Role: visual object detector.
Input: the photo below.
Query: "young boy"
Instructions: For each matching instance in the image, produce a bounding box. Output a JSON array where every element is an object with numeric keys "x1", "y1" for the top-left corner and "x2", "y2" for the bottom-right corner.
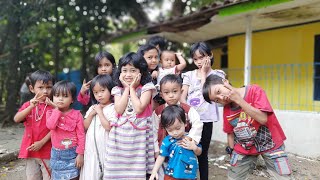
[
  {"x1": 150, "y1": 105, "x2": 202, "y2": 180},
  {"x1": 156, "y1": 51, "x2": 187, "y2": 89},
  {"x1": 14, "y1": 70, "x2": 54, "y2": 180},
  {"x1": 203, "y1": 74, "x2": 292, "y2": 179},
  {"x1": 152, "y1": 74, "x2": 203, "y2": 180}
]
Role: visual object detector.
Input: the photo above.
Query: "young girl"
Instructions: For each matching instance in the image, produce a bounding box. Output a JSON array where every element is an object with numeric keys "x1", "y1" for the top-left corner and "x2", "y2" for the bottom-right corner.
[
  {"x1": 77, "y1": 51, "x2": 116, "y2": 106},
  {"x1": 137, "y1": 44, "x2": 165, "y2": 107},
  {"x1": 104, "y1": 52, "x2": 157, "y2": 179},
  {"x1": 180, "y1": 42, "x2": 226, "y2": 180},
  {"x1": 14, "y1": 70, "x2": 54, "y2": 180},
  {"x1": 46, "y1": 81, "x2": 85, "y2": 180},
  {"x1": 80, "y1": 74, "x2": 117, "y2": 180}
]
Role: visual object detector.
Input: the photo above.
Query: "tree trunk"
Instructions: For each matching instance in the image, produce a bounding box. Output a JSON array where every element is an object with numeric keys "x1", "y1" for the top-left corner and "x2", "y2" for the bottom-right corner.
[
  {"x1": 126, "y1": 1, "x2": 150, "y2": 27},
  {"x1": 4, "y1": 1, "x2": 21, "y2": 126}
]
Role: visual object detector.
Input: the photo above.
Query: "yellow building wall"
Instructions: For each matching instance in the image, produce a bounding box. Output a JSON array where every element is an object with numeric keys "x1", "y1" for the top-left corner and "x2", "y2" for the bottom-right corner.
[{"x1": 227, "y1": 22, "x2": 320, "y2": 111}]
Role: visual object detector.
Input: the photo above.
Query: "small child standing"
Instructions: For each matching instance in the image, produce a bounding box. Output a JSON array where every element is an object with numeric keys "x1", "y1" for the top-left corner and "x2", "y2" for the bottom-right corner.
[
  {"x1": 14, "y1": 70, "x2": 54, "y2": 180},
  {"x1": 150, "y1": 105, "x2": 202, "y2": 180},
  {"x1": 203, "y1": 74, "x2": 292, "y2": 179},
  {"x1": 80, "y1": 74, "x2": 117, "y2": 180},
  {"x1": 156, "y1": 51, "x2": 187, "y2": 88},
  {"x1": 77, "y1": 51, "x2": 116, "y2": 106},
  {"x1": 104, "y1": 52, "x2": 157, "y2": 179},
  {"x1": 180, "y1": 42, "x2": 226, "y2": 180},
  {"x1": 46, "y1": 81, "x2": 85, "y2": 180}
]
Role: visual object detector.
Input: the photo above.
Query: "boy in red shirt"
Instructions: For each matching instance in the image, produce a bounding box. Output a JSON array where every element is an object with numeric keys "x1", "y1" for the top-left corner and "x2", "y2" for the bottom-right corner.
[
  {"x1": 14, "y1": 70, "x2": 54, "y2": 180},
  {"x1": 203, "y1": 74, "x2": 292, "y2": 179}
]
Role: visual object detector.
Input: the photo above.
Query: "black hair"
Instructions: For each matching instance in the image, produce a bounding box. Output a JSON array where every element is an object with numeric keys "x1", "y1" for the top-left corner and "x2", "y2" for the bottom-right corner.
[
  {"x1": 90, "y1": 74, "x2": 115, "y2": 103},
  {"x1": 137, "y1": 44, "x2": 159, "y2": 58},
  {"x1": 93, "y1": 51, "x2": 116, "y2": 76},
  {"x1": 160, "y1": 74, "x2": 183, "y2": 90},
  {"x1": 203, "y1": 74, "x2": 224, "y2": 104},
  {"x1": 147, "y1": 36, "x2": 167, "y2": 51},
  {"x1": 113, "y1": 52, "x2": 152, "y2": 87},
  {"x1": 29, "y1": 70, "x2": 54, "y2": 87},
  {"x1": 161, "y1": 105, "x2": 186, "y2": 129},
  {"x1": 52, "y1": 80, "x2": 77, "y2": 102},
  {"x1": 190, "y1": 42, "x2": 214, "y2": 66}
]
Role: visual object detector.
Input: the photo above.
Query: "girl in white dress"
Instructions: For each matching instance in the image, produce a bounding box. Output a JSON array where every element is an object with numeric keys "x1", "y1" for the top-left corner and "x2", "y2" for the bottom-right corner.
[{"x1": 80, "y1": 74, "x2": 117, "y2": 180}]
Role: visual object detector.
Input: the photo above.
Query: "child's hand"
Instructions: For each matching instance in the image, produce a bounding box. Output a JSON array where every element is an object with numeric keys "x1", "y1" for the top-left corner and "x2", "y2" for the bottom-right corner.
[
  {"x1": 179, "y1": 137, "x2": 197, "y2": 151},
  {"x1": 200, "y1": 56, "x2": 211, "y2": 76},
  {"x1": 45, "y1": 97, "x2": 57, "y2": 109},
  {"x1": 223, "y1": 81, "x2": 241, "y2": 104},
  {"x1": 26, "y1": 140, "x2": 45, "y2": 151},
  {"x1": 75, "y1": 154, "x2": 84, "y2": 169},
  {"x1": 175, "y1": 52, "x2": 182, "y2": 57},
  {"x1": 29, "y1": 92, "x2": 44, "y2": 108},
  {"x1": 94, "y1": 104, "x2": 103, "y2": 115},
  {"x1": 80, "y1": 79, "x2": 92, "y2": 95},
  {"x1": 119, "y1": 73, "x2": 130, "y2": 88},
  {"x1": 149, "y1": 172, "x2": 158, "y2": 180},
  {"x1": 89, "y1": 107, "x2": 97, "y2": 117},
  {"x1": 151, "y1": 71, "x2": 158, "y2": 79},
  {"x1": 130, "y1": 73, "x2": 141, "y2": 89}
]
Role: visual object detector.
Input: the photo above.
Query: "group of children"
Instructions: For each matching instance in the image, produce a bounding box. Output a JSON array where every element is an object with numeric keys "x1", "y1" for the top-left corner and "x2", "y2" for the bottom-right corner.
[{"x1": 14, "y1": 36, "x2": 292, "y2": 180}]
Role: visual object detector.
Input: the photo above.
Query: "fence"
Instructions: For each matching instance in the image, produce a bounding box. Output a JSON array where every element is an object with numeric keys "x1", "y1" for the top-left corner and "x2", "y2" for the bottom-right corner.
[{"x1": 223, "y1": 63, "x2": 320, "y2": 112}]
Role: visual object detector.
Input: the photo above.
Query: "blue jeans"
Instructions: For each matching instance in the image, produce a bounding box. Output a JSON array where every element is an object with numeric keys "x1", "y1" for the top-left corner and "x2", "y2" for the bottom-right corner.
[{"x1": 50, "y1": 147, "x2": 79, "y2": 180}]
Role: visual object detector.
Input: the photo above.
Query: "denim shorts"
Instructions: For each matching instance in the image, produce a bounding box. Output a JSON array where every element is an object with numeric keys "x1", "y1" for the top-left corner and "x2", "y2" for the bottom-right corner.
[{"x1": 50, "y1": 147, "x2": 79, "y2": 180}]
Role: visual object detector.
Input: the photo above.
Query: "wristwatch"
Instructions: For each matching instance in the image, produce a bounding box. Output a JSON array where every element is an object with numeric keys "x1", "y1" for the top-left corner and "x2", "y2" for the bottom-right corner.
[{"x1": 225, "y1": 146, "x2": 233, "y2": 155}]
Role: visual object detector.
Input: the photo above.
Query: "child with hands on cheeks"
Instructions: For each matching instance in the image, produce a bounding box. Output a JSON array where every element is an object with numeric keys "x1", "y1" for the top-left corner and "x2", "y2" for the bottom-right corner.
[
  {"x1": 80, "y1": 74, "x2": 117, "y2": 180},
  {"x1": 46, "y1": 81, "x2": 85, "y2": 180},
  {"x1": 150, "y1": 105, "x2": 202, "y2": 180},
  {"x1": 203, "y1": 75, "x2": 291, "y2": 180},
  {"x1": 104, "y1": 52, "x2": 157, "y2": 179},
  {"x1": 14, "y1": 70, "x2": 54, "y2": 180},
  {"x1": 77, "y1": 51, "x2": 116, "y2": 106}
]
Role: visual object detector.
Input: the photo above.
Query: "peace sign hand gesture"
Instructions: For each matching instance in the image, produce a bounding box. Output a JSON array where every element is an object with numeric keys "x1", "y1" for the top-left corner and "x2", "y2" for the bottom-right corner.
[
  {"x1": 80, "y1": 79, "x2": 92, "y2": 95},
  {"x1": 30, "y1": 92, "x2": 44, "y2": 108}
]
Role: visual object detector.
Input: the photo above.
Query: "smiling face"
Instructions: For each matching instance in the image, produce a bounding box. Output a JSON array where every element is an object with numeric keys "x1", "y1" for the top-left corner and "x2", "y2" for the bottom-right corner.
[
  {"x1": 143, "y1": 48, "x2": 159, "y2": 71},
  {"x1": 120, "y1": 64, "x2": 140, "y2": 85},
  {"x1": 97, "y1": 58, "x2": 113, "y2": 75},
  {"x1": 165, "y1": 118, "x2": 186, "y2": 139},
  {"x1": 92, "y1": 83, "x2": 111, "y2": 105},
  {"x1": 161, "y1": 51, "x2": 176, "y2": 69}
]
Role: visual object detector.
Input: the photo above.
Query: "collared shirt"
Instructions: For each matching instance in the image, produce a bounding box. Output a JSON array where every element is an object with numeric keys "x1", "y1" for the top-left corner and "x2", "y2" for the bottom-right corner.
[{"x1": 18, "y1": 102, "x2": 52, "y2": 159}]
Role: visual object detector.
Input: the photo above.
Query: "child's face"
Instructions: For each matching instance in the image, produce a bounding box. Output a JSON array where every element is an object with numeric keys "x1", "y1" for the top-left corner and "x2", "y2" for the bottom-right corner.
[
  {"x1": 97, "y1": 58, "x2": 113, "y2": 75},
  {"x1": 161, "y1": 52, "x2": 176, "y2": 69},
  {"x1": 209, "y1": 83, "x2": 231, "y2": 105},
  {"x1": 160, "y1": 82, "x2": 182, "y2": 105},
  {"x1": 29, "y1": 80, "x2": 53, "y2": 102},
  {"x1": 192, "y1": 50, "x2": 211, "y2": 69},
  {"x1": 53, "y1": 91, "x2": 73, "y2": 112},
  {"x1": 143, "y1": 49, "x2": 159, "y2": 71},
  {"x1": 121, "y1": 64, "x2": 140, "y2": 85},
  {"x1": 92, "y1": 83, "x2": 111, "y2": 105},
  {"x1": 166, "y1": 118, "x2": 186, "y2": 139}
]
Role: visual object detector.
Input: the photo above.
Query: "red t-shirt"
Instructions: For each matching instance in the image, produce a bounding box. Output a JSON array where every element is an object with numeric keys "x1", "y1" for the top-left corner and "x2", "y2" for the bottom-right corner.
[
  {"x1": 18, "y1": 102, "x2": 52, "y2": 159},
  {"x1": 223, "y1": 85, "x2": 286, "y2": 155}
]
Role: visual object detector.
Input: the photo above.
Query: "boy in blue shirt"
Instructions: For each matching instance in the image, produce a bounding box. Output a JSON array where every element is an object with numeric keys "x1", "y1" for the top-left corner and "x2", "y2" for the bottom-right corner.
[{"x1": 150, "y1": 105, "x2": 202, "y2": 180}]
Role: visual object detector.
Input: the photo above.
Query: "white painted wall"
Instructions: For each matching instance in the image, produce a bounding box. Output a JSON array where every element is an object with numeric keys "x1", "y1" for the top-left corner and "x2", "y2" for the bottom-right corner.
[{"x1": 211, "y1": 108, "x2": 320, "y2": 158}]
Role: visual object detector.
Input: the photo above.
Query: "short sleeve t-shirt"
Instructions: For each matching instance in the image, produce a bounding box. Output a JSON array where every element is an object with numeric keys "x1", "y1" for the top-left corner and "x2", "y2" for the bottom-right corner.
[
  {"x1": 160, "y1": 135, "x2": 201, "y2": 179},
  {"x1": 223, "y1": 85, "x2": 286, "y2": 155}
]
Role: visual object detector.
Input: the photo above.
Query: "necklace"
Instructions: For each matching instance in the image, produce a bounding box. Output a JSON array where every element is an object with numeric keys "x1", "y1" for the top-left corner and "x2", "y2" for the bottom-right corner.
[{"x1": 35, "y1": 103, "x2": 48, "y2": 122}]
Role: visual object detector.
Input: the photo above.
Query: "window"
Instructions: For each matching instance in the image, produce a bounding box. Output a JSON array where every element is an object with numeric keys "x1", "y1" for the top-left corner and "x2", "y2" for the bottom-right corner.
[{"x1": 314, "y1": 35, "x2": 320, "y2": 100}]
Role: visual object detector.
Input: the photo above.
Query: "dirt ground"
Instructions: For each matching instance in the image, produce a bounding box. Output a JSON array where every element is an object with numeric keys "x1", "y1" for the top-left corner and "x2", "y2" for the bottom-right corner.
[{"x1": 0, "y1": 127, "x2": 320, "y2": 179}]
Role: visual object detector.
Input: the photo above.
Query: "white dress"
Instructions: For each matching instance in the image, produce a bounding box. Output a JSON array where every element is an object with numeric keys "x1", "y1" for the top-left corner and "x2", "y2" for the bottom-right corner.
[{"x1": 80, "y1": 104, "x2": 117, "y2": 180}]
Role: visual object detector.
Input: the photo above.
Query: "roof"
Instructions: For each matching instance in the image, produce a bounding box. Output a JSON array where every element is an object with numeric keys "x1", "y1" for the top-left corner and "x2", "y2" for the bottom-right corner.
[{"x1": 108, "y1": 0, "x2": 320, "y2": 43}]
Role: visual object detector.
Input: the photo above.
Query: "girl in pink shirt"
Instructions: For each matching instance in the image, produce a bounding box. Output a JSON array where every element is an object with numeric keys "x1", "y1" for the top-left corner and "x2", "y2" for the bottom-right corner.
[
  {"x1": 77, "y1": 51, "x2": 116, "y2": 106},
  {"x1": 46, "y1": 80, "x2": 85, "y2": 180}
]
